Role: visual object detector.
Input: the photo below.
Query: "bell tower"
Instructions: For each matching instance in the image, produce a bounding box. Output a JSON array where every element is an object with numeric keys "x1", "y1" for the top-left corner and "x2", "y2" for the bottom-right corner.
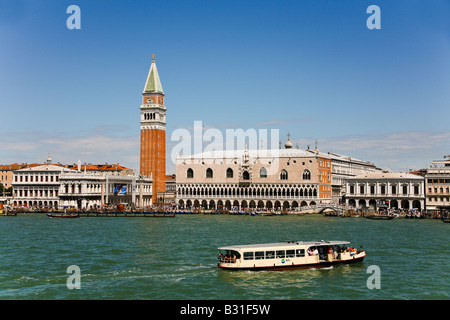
[{"x1": 140, "y1": 54, "x2": 166, "y2": 204}]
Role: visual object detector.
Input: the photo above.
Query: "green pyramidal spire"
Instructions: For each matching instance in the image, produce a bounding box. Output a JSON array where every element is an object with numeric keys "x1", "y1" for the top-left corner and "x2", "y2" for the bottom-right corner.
[{"x1": 143, "y1": 54, "x2": 164, "y2": 94}]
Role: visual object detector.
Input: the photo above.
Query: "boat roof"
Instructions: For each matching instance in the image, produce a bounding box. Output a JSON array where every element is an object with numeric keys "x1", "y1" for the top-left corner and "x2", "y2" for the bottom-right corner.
[{"x1": 218, "y1": 240, "x2": 350, "y2": 251}]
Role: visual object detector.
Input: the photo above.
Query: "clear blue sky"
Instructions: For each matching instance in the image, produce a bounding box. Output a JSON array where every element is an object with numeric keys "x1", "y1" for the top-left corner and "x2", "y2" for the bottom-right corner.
[{"x1": 1, "y1": 0, "x2": 449, "y2": 173}]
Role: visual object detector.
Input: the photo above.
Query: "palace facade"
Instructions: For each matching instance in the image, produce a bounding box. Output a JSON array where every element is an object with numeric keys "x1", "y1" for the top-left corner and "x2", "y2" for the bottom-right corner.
[
  {"x1": 175, "y1": 141, "x2": 332, "y2": 210},
  {"x1": 11, "y1": 156, "x2": 75, "y2": 208},
  {"x1": 425, "y1": 157, "x2": 450, "y2": 212},
  {"x1": 59, "y1": 172, "x2": 152, "y2": 209},
  {"x1": 11, "y1": 156, "x2": 152, "y2": 209},
  {"x1": 327, "y1": 152, "x2": 382, "y2": 201},
  {"x1": 344, "y1": 172, "x2": 425, "y2": 211}
]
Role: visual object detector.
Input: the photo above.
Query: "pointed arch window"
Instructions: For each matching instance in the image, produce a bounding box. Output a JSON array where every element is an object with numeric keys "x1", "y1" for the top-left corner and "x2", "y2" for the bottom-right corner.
[
  {"x1": 280, "y1": 170, "x2": 288, "y2": 180},
  {"x1": 302, "y1": 169, "x2": 311, "y2": 180},
  {"x1": 242, "y1": 171, "x2": 250, "y2": 180},
  {"x1": 206, "y1": 168, "x2": 213, "y2": 179},
  {"x1": 260, "y1": 167, "x2": 267, "y2": 178},
  {"x1": 187, "y1": 168, "x2": 194, "y2": 179},
  {"x1": 226, "y1": 168, "x2": 233, "y2": 178}
]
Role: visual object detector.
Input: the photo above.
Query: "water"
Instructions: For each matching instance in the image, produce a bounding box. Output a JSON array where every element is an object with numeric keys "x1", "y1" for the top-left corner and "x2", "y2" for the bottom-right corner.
[{"x1": 0, "y1": 214, "x2": 448, "y2": 300}]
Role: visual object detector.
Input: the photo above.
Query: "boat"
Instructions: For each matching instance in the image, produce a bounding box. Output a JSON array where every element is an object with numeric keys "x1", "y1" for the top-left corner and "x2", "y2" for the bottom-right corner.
[
  {"x1": 0, "y1": 212, "x2": 17, "y2": 216},
  {"x1": 365, "y1": 214, "x2": 394, "y2": 220},
  {"x1": 217, "y1": 240, "x2": 365, "y2": 271},
  {"x1": 438, "y1": 205, "x2": 450, "y2": 223},
  {"x1": 47, "y1": 213, "x2": 79, "y2": 218},
  {"x1": 0, "y1": 204, "x2": 15, "y2": 216}
]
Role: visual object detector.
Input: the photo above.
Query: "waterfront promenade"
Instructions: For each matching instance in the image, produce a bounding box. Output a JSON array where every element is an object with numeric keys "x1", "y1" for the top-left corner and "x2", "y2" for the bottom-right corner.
[{"x1": 1, "y1": 205, "x2": 441, "y2": 219}]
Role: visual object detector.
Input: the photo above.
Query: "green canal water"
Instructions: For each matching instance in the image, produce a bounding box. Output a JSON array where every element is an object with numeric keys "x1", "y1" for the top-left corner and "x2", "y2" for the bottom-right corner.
[{"x1": 0, "y1": 214, "x2": 448, "y2": 300}]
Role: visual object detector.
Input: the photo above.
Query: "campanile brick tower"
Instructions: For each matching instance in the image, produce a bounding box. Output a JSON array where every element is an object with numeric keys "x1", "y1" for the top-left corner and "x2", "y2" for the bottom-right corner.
[{"x1": 140, "y1": 55, "x2": 166, "y2": 204}]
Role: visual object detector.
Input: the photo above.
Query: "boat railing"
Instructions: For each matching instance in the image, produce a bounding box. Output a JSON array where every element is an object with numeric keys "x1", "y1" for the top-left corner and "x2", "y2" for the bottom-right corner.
[{"x1": 218, "y1": 257, "x2": 237, "y2": 264}]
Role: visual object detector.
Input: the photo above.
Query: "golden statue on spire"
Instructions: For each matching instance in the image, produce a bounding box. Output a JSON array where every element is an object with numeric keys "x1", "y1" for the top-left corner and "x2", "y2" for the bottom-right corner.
[{"x1": 152, "y1": 54, "x2": 155, "y2": 60}]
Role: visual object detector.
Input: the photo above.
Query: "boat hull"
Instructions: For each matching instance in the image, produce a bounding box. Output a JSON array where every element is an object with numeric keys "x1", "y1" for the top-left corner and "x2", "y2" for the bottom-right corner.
[
  {"x1": 366, "y1": 215, "x2": 393, "y2": 220},
  {"x1": 47, "y1": 214, "x2": 79, "y2": 218},
  {"x1": 218, "y1": 255, "x2": 365, "y2": 271}
]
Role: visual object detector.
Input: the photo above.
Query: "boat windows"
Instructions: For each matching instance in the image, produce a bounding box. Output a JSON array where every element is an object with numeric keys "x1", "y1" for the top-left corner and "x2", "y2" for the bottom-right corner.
[
  {"x1": 265, "y1": 251, "x2": 275, "y2": 259},
  {"x1": 236, "y1": 248, "x2": 308, "y2": 261},
  {"x1": 286, "y1": 250, "x2": 295, "y2": 258},
  {"x1": 243, "y1": 252, "x2": 254, "y2": 260},
  {"x1": 296, "y1": 249, "x2": 305, "y2": 257},
  {"x1": 255, "y1": 251, "x2": 265, "y2": 260},
  {"x1": 219, "y1": 250, "x2": 240, "y2": 263},
  {"x1": 222, "y1": 246, "x2": 330, "y2": 264}
]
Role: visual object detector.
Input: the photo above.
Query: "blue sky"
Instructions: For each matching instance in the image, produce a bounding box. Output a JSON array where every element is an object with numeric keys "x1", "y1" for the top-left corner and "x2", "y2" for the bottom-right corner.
[{"x1": 0, "y1": 0, "x2": 449, "y2": 173}]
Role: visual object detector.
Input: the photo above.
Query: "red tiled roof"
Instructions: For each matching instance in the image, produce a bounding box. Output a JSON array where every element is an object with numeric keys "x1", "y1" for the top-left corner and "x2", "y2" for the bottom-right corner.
[{"x1": 166, "y1": 174, "x2": 176, "y2": 181}]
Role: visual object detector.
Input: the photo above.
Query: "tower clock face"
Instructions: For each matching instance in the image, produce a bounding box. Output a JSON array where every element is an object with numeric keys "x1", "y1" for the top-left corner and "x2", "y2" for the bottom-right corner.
[{"x1": 146, "y1": 98, "x2": 152, "y2": 103}]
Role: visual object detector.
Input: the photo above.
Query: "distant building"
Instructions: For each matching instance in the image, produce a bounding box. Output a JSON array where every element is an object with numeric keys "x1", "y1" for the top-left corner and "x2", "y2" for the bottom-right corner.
[
  {"x1": 11, "y1": 156, "x2": 75, "y2": 208},
  {"x1": 64, "y1": 163, "x2": 134, "y2": 176},
  {"x1": 326, "y1": 152, "x2": 382, "y2": 202},
  {"x1": 165, "y1": 174, "x2": 176, "y2": 193},
  {"x1": 1, "y1": 165, "x2": 16, "y2": 189},
  {"x1": 2, "y1": 158, "x2": 133, "y2": 191},
  {"x1": 1, "y1": 163, "x2": 44, "y2": 189},
  {"x1": 425, "y1": 156, "x2": 450, "y2": 212},
  {"x1": 10, "y1": 156, "x2": 152, "y2": 209},
  {"x1": 59, "y1": 172, "x2": 152, "y2": 209},
  {"x1": 409, "y1": 168, "x2": 427, "y2": 177},
  {"x1": 344, "y1": 172, "x2": 425, "y2": 211}
]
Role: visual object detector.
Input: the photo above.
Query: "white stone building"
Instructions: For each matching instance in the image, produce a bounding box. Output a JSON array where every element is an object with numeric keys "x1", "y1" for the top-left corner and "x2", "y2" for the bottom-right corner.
[
  {"x1": 326, "y1": 152, "x2": 382, "y2": 202},
  {"x1": 11, "y1": 157, "x2": 75, "y2": 208},
  {"x1": 344, "y1": 172, "x2": 425, "y2": 211},
  {"x1": 58, "y1": 172, "x2": 153, "y2": 209},
  {"x1": 425, "y1": 156, "x2": 450, "y2": 212},
  {"x1": 11, "y1": 157, "x2": 153, "y2": 209}
]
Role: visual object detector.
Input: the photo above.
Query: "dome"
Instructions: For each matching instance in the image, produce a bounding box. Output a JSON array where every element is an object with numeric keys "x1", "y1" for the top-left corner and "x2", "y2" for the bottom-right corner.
[{"x1": 285, "y1": 139, "x2": 293, "y2": 149}]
